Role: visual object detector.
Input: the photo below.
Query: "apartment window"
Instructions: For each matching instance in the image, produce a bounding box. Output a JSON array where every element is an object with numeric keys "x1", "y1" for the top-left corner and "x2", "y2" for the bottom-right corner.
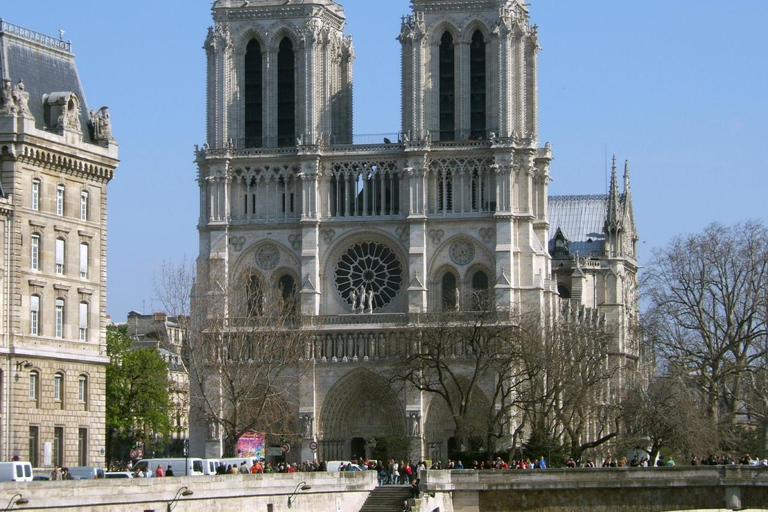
[
  {"x1": 78, "y1": 428, "x2": 88, "y2": 466},
  {"x1": 53, "y1": 427, "x2": 64, "y2": 468},
  {"x1": 54, "y1": 372, "x2": 64, "y2": 403},
  {"x1": 29, "y1": 371, "x2": 38, "y2": 400},
  {"x1": 30, "y1": 295, "x2": 40, "y2": 336},
  {"x1": 31, "y1": 234, "x2": 40, "y2": 271},
  {"x1": 80, "y1": 191, "x2": 89, "y2": 221},
  {"x1": 29, "y1": 427, "x2": 39, "y2": 467},
  {"x1": 79, "y1": 302, "x2": 88, "y2": 341},
  {"x1": 31, "y1": 179, "x2": 40, "y2": 211},
  {"x1": 55, "y1": 238, "x2": 65, "y2": 275},
  {"x1": 79, "y1": 243, "x2": 88, "y2": 279},
  {"x1": 55, "y1": 299, "x2": 64, "y2": 338},
  {"x1": 78, "y1": 375, "x2": 88, "y2": 405},
  {"x1": 56, "y1": 185, "x2": 65, "y2": 216}
]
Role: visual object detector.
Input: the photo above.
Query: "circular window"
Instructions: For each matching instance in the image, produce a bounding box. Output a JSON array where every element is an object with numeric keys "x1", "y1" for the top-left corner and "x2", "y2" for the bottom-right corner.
[
  {"x1": 335, "y1": 241, "x2": 403, "y2": 311},
  {"x1": 450, "y1": 240, "x2": 475, "y2": 266},
  {"x1": 256, "y1": 244, "x2": 280, "y2": 270}
]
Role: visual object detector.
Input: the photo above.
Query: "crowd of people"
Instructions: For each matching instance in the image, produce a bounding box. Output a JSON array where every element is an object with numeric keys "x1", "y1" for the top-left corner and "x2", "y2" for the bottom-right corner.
[{"x1": 109, "y1": 451, "x2": 768, "y2": 479}]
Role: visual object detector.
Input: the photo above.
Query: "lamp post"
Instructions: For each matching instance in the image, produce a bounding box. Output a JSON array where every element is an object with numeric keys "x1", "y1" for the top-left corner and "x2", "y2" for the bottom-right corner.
[
  {"x1": 287, "y1": 481, "x2": 311, "y2": 508},
  {"x1": 166, "y1": 486, "x2": 193, "y2": 512},
  {"x1": 4, "y1": 494, "x2": 28, "y2": 511}
]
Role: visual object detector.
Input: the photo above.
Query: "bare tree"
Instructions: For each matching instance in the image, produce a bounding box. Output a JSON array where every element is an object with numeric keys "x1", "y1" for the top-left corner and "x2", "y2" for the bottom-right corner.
[
  {"x1": 643, "y1": 221, "x2": 768, "y2": 430},
  {"x1": 515, "y1": 312, "x2": 621, "y2": 461},
  {"x1": 189, "y1": 270, "x2": 311, "y2": 456},
  {"x1": 621, "y1": 375, "x2": 715, "y2": 463},
  {"x1": 390, "y1": 302, "x2": 523, "y2": 457}
]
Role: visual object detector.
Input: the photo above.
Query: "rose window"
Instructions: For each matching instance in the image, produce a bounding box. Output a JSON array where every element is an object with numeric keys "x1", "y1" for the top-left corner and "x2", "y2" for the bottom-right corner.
[{"x1": 335, "y1": 241, "x2": 403, "y2": 311}]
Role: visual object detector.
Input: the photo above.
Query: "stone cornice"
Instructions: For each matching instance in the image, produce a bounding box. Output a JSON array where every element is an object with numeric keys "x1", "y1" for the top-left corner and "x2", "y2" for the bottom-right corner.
[{"x1": 16, "y1": 143, "x2": 116, "y2": 183}]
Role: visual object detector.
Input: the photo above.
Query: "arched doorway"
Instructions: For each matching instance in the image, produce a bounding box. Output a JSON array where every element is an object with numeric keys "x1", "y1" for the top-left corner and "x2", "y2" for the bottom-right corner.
[{"x1": 319, "y1": 369, "x2": 406, "y2": 461}]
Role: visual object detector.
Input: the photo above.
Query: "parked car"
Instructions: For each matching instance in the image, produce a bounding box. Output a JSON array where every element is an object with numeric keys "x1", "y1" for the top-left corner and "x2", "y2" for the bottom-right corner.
[
  {"x1": 68, "y1": 466, "x2": 105, "y2": 480},
  {"x1": 104, "y1": 472, "x2": 134, "y2": 479}
]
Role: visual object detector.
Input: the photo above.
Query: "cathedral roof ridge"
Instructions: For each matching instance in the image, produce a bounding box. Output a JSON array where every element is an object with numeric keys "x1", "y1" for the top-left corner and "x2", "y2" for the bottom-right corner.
[{"x1": 549, "y1": 194, "x2": 608, "y2": 202}]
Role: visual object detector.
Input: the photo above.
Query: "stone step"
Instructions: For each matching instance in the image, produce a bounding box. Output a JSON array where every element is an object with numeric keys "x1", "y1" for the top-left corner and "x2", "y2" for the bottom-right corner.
[{"x1": 360, "y1": 486, "x2": 413, "y2": 512}]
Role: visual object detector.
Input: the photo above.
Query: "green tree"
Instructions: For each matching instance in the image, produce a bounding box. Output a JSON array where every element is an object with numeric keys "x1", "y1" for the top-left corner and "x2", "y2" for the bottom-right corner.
[{"x1": 106, "y1": 324, "x2": 172, "y2": 460}]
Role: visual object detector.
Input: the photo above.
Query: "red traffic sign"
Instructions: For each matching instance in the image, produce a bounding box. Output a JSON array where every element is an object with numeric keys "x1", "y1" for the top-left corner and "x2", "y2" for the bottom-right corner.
[
  {"x1": 281, "y1": 443, "x2": 291, "y2": 454},
  {"x1": 308, "y1": 441, "x2": 318, "y2": 451}
]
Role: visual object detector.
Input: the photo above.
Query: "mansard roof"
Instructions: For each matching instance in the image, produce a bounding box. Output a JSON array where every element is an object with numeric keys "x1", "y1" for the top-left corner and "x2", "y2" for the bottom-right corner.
[
  {"x1": 0, "y1": 19, "x2": 94, "y2": 142},
  {"x1": 548, "y1": 195, "x2": 608, "y2": 258}
]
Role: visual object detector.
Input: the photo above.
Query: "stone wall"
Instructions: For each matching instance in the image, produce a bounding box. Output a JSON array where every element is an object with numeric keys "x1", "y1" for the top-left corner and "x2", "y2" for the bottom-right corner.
[
  {"x1": 0, "y1": 471, "x2": 376, "y2": 511},
  {"x1": 418, "y1": 466, "x2": 768, "y2": 512}
]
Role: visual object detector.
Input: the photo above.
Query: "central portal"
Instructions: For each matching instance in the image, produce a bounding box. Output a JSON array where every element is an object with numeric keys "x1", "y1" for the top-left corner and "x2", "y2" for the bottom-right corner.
[{"x1": 319, "y1": 368, "x2": 407, "y2": 461}]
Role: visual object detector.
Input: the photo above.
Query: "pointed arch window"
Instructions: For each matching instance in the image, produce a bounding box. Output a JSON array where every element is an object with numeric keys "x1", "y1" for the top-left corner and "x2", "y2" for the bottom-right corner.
[
  {"x1": 277, "y1": 274, "x2": 297, "y2": 314},
  {"x1": 439, "y1": 31, "x2": 456, "y2": 141},
  {"x1": 244, "y1": 39, "x2": 263, "y2": 148},
  {"x1": 470, "y1": 30, "x2": 487, "y2": 139},
  {"x1": 441, "y1": 272, "x2": 458, "y2": 311},
  {"x1": 277, "y1": 37, "x2": 296, "y2": 147},
  {"x1": 471, "y1": 270, "x2": 490, "y2": 311}
]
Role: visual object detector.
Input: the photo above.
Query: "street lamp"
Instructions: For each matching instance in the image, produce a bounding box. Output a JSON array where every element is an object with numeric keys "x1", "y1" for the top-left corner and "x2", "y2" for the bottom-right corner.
[
  {"x1": 166, "y1": 486, "x2": 193, "y2": 512},
  {"x1": 4, "y1": 494, "x2": 28, "y2": 511},
  {"x1": 14, "y1": 361, "x2": 33, "y2": 382},
  {"x1": 287, "y1": 482, "x2": 311, "y2": 508}
]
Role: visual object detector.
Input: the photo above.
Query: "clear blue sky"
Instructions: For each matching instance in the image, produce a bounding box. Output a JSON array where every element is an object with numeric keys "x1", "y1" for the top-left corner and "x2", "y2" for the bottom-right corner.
[{"x1": 2, "y1": 1, "x2": 767, "y2": 321}]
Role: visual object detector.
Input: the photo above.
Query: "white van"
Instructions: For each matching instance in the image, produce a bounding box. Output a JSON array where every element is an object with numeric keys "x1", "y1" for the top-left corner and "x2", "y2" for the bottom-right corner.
[
  {"x1": 0, "y1": 461, "x2": 34, "y2": 482},
  {"x1": 135, "y1": 458, "x2": 205, "y2": 477},
  {"x1": 203, "y1": 459, "x2": 219, "y2": 476}
]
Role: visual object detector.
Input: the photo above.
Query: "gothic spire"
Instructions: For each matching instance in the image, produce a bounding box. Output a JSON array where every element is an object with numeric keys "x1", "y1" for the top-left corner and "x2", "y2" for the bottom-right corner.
[{"x1": 606, "y1": 155, "x2": 621, "y2": 230}]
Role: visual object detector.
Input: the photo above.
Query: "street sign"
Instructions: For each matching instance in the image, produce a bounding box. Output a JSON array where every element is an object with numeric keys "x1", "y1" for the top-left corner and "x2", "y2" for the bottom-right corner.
[
  {"x1": 281, "y1": 443, "x2": 291, "y2": 454},
  {"x1": 308, "y1": 441, "x2": 318, "y2": 451}
]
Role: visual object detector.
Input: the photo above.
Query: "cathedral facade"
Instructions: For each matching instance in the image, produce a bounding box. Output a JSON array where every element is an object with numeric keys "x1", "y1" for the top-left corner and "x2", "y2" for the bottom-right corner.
[{"x1": 193, "y1": 0, "x2": 639, "y2": 462}]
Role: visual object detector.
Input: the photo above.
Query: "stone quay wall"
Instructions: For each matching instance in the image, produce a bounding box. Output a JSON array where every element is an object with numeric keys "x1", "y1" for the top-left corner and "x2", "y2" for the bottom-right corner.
[
  {"x1": 417, "y1": 466, "x2": 768, "y2": 512},
  {"x1": 0, "y1": 471, "x2": 376, "y2": 511},
  {"x1": 3, "y1": 466, "x2": 768, "y2": 511}
]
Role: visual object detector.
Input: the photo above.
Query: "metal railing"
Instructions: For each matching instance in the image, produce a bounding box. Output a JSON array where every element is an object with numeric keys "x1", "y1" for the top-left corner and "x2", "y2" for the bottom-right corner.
[{"x1": 0, "y1": 19, "x2": 71, "y2": 52}]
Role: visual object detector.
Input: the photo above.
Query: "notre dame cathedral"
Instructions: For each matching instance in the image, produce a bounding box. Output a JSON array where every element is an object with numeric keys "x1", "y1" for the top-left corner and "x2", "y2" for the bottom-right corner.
[{"x1": 192, "y1": 0, "x2": 640, "y2": 462}]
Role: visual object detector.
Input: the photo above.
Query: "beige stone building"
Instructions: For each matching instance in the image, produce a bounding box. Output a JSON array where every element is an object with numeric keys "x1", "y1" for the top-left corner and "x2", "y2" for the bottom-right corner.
[
  {"x1": 193, "y1": 0, "x2": 640, "y2": 462},
  {"x1": 0, "y1": 21, "x2": 117, "y2": 466},
  {"x1": 126, "y1": 311, "x2": 190, "y2": 455}
]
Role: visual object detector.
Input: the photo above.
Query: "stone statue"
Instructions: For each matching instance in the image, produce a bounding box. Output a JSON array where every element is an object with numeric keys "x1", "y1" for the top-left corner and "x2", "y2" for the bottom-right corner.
[
  {"x1": 365, "y1": 289, "x2": 374, "y2": 314},
  {"x1": 209, "y1": 420, "x2": 217, "y2": 440},
  {"x1": 302, "y1": 415, "x2": 313, "y2": 438},
  {"x1": 0, "y1": 78, "x2": 15, "y2": 115},
  {"x1": 410, "y1": 413, "x2": 420, "y2": 436},
  {"x1": 349, "y1": 289, "x2": 358, "y2": 312},
  {"x1": 13, "y1": 80, "x2": 30, "y2": 115},
  {"x1": 455, "y1": 288, "x2": 461, "y2": 311},
  {"x1": 89, "y1": 106, "x2": 113, "y2": 141},
  {"x1": 357, "y1": 286, "x2": 366, "y2": 313}
]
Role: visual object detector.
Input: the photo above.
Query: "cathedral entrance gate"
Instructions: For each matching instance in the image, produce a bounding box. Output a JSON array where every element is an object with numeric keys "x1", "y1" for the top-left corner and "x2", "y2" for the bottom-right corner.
[{"x1": 319, "y1": 368, "x2": 407, "y2": 461}]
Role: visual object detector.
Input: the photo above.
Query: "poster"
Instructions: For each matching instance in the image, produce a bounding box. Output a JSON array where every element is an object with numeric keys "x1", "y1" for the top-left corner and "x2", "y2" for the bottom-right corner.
[{"x1": 236, "y1": 430, "x2": 266, "y2": 460}]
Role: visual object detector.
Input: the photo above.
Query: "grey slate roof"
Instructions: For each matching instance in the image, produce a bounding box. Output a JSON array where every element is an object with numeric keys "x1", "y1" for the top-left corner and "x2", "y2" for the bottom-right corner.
[
  {"x1": 0, "y1": 19, "x2": 94, "y2": 142},
  {"x1": 548, "y1": 195, "x2": 607, "y2": 258}
]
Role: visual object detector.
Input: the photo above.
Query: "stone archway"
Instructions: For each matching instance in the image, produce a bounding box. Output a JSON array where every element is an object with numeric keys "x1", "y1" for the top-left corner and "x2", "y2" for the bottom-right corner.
[
  {"x1": 319, "y1": 368, "x2": 406, "y2": 461},
  {"x1": 424, "y1": 380, "x2": 492, "y2": 461}
]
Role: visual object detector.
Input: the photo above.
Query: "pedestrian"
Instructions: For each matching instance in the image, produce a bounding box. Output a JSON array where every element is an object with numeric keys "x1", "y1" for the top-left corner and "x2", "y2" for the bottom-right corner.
[
  {"x1": 165, "y1": 465, "x2": 174, "y2": 477},
  {"x1": 50, "y1": 465, "x2": 62, "y2": 480},
  {"x1": 155, "y1": 464, "x2": 164, "y2": 477},
  {"x1": 62, "y1": 467, "x2": 73, "y2": 480}
]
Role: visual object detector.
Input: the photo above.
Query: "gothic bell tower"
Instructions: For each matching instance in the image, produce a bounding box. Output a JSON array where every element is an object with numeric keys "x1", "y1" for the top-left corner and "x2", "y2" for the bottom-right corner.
[
  {"x1": 399, "y1": 0, "x2": 539, "y2": 142},
  {"x1": 205, "y1": 0, "x2": 353, "y2": 149}
]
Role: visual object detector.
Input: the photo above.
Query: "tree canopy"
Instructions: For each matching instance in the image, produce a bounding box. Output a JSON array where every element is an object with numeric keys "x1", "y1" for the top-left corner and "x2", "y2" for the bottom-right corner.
[{"x1": 106, "y1": 324, "x2": 172, "y2": 450}]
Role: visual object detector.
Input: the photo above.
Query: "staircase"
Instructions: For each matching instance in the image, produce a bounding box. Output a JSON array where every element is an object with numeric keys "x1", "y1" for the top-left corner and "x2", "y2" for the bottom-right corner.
[{"x1": 360, "y1": 485, "x2": 413, "y2": 512}]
